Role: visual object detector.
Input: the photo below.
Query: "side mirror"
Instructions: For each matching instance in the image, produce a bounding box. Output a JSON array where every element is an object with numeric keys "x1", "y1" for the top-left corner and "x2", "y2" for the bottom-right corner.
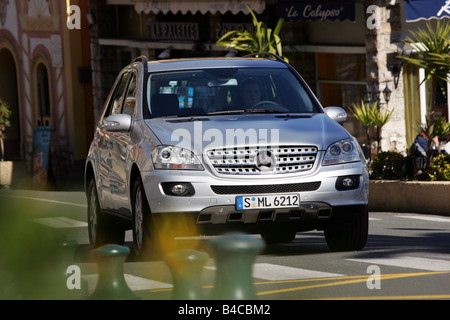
[
  {"x1": 324, "y1": 107, "x2": 347, "y2": 124},
  {"x1": 104, "y1": 114, "x2": 132, "y2": 132}
]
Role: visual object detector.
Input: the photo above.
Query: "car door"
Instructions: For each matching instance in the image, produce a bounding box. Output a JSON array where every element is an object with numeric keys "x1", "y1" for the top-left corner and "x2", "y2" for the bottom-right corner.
[
  {"x1": 108, "y1": 72, "x2": 137, "y2": 215},
  {"x1": 97, "y1": 71, "x2": 132, "y2": 210}
]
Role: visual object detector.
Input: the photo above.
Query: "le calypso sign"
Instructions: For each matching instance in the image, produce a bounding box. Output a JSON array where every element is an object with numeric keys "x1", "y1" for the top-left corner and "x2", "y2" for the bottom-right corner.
[{"x1": 277, "y1": 0, "x2": 356, "y2": 22}]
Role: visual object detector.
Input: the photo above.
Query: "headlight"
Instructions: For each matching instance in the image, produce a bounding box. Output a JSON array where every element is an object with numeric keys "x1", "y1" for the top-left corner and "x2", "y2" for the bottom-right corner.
[
  {"x1": 323, "y1": 138, "x2": 361, "y2": 166},
  {"x1": 152, "y1": 145, "x2": 204, "y2": 170}
]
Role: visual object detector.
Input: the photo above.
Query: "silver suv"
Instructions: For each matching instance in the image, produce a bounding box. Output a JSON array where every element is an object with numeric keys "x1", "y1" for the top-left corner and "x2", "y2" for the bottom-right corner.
[{"x1": 85, "y1": 53, "x2": 369, "y2": 256}]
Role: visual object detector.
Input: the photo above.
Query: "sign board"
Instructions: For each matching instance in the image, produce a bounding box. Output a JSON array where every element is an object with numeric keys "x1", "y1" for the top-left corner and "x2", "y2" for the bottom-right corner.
[
  {"x1": 149, "y1": 22, "x2": 199, "y2": 41},
  {"x1": 276, "y1": 0, "x2": 356, "y2": 22},
  {"x1": 33, "y1": 126, "x2": 51, "y2": 188}
]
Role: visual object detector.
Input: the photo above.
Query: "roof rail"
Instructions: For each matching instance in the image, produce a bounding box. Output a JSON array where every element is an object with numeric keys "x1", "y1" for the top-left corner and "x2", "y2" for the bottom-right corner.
[
  {"x1": 132, "y1": 55, "x2": 149, "y2": 73},
  {"x1": 243, "y1": 52, "x2": 286, "y2": 63},
  {"x1": 133, "y1": 55, "x2": 148, "y2": 65}
]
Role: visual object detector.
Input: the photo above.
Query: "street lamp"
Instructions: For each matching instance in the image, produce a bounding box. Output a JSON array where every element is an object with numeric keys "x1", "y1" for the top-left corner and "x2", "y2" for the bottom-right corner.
[
  {"x1": 364, "y1": 82, "x2": 392, "y2": 105},
  {"x1": 383, "y1": 83, "x2": 392, "y2": 104}
]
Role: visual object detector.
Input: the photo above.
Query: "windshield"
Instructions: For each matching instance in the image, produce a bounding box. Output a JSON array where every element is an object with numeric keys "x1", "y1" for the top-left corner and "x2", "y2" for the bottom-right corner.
[{"x1": 146, "y1": 67, "x2": 320, "y2": 118}]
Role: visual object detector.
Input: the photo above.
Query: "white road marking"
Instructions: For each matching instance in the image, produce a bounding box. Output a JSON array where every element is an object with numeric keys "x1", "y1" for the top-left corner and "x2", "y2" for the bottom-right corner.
[
  {"x1": 82, "y1": 274, "x2": 172, "y2": 294},
  {"x1": 347, "y1": 256, "x2": 450, "y2": 272},
  {"x1": 205, "y1": 263, "x2": 345, "y2": 281},
  {"x1": 31, "y1": 217, "x2": 88, "y2": 228},
  {"x1": 396, "y1": 215, "x2": 450, "y2": 223},
  {"x1": 0, "y1": 194, "x2": 87, "y2": 208}
]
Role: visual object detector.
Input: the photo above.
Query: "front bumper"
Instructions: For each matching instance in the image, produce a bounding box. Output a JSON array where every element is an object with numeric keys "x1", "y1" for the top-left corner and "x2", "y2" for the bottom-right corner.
[{"x1": 142, "y1": 161, "x2": 369, "y2": 229}]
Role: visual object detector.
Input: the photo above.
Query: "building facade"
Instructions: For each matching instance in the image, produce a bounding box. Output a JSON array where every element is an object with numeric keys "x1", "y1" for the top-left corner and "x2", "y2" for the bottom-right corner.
[
  {"x1": 89, "y1": 0, "x2": 449, "y2": 158},
  {"x1": 0, "y1": 0, "x2": 93, "y2": 186},
  {"x1": 0, "y1": 0, "x2": 448, "y2": 186}
]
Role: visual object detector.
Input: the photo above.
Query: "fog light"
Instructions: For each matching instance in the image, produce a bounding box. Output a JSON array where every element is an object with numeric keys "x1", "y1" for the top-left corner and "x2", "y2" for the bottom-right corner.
[
  {"x1": 342, "y1": 177, "x2": 354, "y2": 187},
  {"x1": 161, "y1": 182, "x2": 195, "y2": 196},
  {"x1": 172, "y1": 184, "x2": 187, "y2": 195},
  {"x1": 336, "y1": 175, "x2": 360, "y2": 191}
]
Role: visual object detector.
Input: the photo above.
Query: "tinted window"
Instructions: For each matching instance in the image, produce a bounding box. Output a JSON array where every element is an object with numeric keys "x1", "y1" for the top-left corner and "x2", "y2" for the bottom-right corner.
[
  {"x1": 146, "y1": 68, "x2": 319, "y2": 118},
  {"x1": 106, "y1": 72, "x2": 131, "y2": 117},
  {"x1": 122, "y1": 73, "x2": 136, "y2": 116}
]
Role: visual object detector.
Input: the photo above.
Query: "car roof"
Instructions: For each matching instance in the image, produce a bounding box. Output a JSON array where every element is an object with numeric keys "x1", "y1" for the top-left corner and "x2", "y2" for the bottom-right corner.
[{"x1": 145, "y1": 57, "x2": 289, "y2": 73}]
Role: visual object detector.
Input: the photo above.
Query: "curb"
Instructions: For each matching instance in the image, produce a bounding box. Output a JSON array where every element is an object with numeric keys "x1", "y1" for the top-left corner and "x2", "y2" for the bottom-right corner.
[{"x1": 369, "y1": 180, "x2": 450, "y2": 216}]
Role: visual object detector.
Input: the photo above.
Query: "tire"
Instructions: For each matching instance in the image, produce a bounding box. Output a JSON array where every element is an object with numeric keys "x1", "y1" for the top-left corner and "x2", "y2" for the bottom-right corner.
[
  {"x1": 131, "y1": 177, "x2": 155, "y2": 257},
  {"x1": 87, "y1": 178, "x2": 124, "y2": 248},
  {"x1": 324, "y1": 205, "x2": 368, "y2": 251}
]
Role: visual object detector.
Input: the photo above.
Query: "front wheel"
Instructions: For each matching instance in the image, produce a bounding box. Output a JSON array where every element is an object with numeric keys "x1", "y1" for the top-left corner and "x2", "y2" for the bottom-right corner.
[
  {"x1": 131, "y1": 177, "x2": 155, "y2": 257},
  {"x1": 324, "y1": 206, "x2": 368, "y2": 251}
]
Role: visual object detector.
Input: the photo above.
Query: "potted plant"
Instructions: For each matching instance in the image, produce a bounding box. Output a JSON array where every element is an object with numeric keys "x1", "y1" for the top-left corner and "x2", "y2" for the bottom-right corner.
[
  {"x1": 349, "y1": 100, "x2": 394, "y2": 158},
  {"x1": 216, "y1": 6, "x2": 288, "y2": 61},
  {"x1": 0, "y1": 98, "x2": 12, "y2": 161}
]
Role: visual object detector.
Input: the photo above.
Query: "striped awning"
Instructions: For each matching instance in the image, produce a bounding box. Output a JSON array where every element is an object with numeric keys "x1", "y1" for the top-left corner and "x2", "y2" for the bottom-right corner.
[
  {"x1": 405, "y1": 0, "x2": 450, "y2": 22},
  {"x1": 107, "y1": 0, "x2": 265, "y2": 15}
]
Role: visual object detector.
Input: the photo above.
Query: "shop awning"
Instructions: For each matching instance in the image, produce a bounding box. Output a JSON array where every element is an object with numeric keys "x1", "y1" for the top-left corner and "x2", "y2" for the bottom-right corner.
[
  {"x1": 107, "y1": 0, "x2": 265, "y2": 15},
  {"x1": 276, "y1": 0, "x2": 355, "y2": 22},
  {"x1": 405, "y1": 0, "x2": 450, "y2": 22}
]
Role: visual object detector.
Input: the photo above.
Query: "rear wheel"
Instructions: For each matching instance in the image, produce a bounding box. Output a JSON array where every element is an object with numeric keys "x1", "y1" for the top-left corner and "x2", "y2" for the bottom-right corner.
[
  {"x1": 324, "y1": 205, "x2": 368, "y2": 251},
  {"x1": 87, "y1": 178, "x2": 124, "y2": 248}
]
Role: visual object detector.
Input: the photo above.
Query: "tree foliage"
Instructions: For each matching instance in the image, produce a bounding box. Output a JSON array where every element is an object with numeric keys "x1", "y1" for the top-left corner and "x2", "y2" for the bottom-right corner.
[{"x1": 216, "y1": 6, "x2": 288, "y2": 61}]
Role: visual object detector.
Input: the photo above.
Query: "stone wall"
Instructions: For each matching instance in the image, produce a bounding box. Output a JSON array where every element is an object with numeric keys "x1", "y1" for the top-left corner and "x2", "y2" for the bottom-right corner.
[
  {"x1": 369, "y1": 180, "x2": 450, "y2": 216},
  {"x1": 364, "y1": 1, "x2": 407, "y2": 155}
]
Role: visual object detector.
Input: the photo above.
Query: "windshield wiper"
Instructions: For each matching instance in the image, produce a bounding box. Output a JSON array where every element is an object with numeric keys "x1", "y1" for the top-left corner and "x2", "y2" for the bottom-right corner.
[{"x1": 207, "y1": 109, "x2": 284, "y2": 115}]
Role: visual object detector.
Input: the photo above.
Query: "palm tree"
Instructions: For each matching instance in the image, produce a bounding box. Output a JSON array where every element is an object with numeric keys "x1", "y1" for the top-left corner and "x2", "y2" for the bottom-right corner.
[
  {"x1": 349, "y1": 100, "x2": 393, "y2": 156},
  {"x1": 216, "y1": 6, "x2": 288, "y2": 61},
  {"x1": 398, "y1": 20, "x2": 450, "y2": 167},
  {"x1": 349, "y1": 100, "x2": 373, "y2": 149}
]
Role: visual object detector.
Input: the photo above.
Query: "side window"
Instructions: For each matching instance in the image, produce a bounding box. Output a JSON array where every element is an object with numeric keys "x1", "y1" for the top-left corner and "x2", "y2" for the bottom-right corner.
[
  {"x1": 122, "y1": 73, "x2": 136, "y2": 116},
  {"x1": 106, "y1": 72, "x2": 131, "y2": 116}
]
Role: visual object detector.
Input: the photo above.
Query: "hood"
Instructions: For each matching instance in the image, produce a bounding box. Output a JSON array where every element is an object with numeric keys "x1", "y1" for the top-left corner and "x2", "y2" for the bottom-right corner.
[{"x1": 145, "y1": 113, "x2": 350, "y2": 155}]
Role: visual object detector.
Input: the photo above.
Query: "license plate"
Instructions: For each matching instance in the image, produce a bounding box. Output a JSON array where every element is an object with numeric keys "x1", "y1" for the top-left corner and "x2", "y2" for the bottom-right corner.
[{"x1": 236, "y1": 194, "x2": 300, "y2": 210}]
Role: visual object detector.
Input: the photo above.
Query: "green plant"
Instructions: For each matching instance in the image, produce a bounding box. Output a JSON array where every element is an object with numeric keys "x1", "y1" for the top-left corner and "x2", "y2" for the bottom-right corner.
[
  {"x1": 0, "y1": 99, "x2": 12, "y2": 161},
  {"x1": 399, "y1": 21, "x2": 450, "y2": 166},
  {"x1": 427, "y1": 154, "x2": 450, "y2": 181},
  {"x1": 216, "y1": 6, "x2": 288, "y2": 61},
  {"x1": 349, "y1": 100, "x2": 394, "y2": 155},
  {"x1": 418, "y1": 114, "x2": 450, "y2": 165},
  {"x1": 349, "y1": 100, "x2": 373, "y2": 147},
  {"x1": 370, "y1": 151, "x2": 408, "y2": 180}
]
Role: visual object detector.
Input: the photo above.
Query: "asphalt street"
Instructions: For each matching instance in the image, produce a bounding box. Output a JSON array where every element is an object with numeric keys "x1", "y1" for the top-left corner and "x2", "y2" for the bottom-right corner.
[{"x1": 1, "y1": 188, "x2": 450, "y2": 302}]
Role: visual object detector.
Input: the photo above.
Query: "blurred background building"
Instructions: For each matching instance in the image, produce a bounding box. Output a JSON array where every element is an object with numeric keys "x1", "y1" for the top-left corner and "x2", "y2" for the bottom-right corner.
[{"x1": 0, "y1": 0, "x2": 448, "y2": 187}]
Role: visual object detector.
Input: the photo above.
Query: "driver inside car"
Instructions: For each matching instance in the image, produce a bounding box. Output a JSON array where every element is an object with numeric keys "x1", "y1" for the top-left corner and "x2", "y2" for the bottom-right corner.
[{"x1": 239, "y1": 79, "x2": 262, "y2": 108}]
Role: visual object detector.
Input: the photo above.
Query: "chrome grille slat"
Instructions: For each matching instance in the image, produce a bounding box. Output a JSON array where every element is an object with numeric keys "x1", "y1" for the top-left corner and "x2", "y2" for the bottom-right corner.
[{"x1": 207, "y1": 145, "x2": 318, "y2": 175}]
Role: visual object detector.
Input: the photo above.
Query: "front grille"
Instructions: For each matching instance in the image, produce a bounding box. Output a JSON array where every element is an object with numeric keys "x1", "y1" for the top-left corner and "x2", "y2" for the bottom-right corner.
[
  {"x1": 211, "y1": 182, "x2": 321, "y2": 195},
  {"x1": 206, "y1": 145, "x2": 318, "y2": 175}
]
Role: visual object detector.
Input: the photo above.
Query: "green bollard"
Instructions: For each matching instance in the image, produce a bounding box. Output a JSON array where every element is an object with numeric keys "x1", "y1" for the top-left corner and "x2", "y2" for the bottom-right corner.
[
  {"x1": 164, "y1": 249, "x2": 209, "y2": 300},
  {"x1": 210, "y1": 232, "x2": 265, "y2": 300},
  {"x1": 89, "y1": 244, "x2": 140, "y2": 300}
]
